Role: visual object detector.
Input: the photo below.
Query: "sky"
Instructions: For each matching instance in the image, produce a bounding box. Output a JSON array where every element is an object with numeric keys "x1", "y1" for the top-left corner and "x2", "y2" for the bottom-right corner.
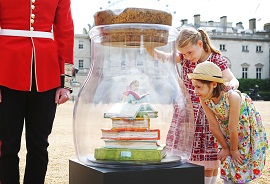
[{"x1": 71, "y1": 0, "x2": 269, "y2": 34}]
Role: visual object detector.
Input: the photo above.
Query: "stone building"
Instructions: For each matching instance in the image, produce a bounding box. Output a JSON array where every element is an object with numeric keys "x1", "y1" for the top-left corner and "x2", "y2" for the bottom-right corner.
[
  {"x1": 72, "y1": 16, "x2": 270, "y2": 98},
  {"x1": 72, "y1": 34, "x2": 91, "y2": 98},
  {"x1": 178, "y1": 15, "x2": 270, "y2": 80}
]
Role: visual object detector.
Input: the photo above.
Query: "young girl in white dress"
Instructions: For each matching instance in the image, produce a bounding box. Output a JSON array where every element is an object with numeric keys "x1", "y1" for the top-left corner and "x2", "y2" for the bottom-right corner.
[{"x1": 188, "y1": 61, "x2": 268, "y2": 184}]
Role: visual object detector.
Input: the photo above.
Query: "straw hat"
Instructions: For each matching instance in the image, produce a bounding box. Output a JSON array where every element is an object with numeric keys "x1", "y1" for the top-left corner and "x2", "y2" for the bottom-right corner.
[{"x1": 187, "y1": 61, "x2": 226, "y2": 83}]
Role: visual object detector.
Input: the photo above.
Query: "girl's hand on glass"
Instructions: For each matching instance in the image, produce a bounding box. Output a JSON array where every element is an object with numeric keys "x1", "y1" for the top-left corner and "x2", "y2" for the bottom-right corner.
[
  {"x1": 218, "y1": 148, "x2": 230, "y2": 163},
  {"x1": 224, "y1": 82, "x2": 235, "y2": 92},
  {"x1": 231, "y1": 150, "x2": 244, "y2": 165}
]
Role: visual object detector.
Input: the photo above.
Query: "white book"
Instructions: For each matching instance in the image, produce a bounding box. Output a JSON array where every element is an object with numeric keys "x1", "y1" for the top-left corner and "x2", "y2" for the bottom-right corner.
[{"x1": 104, "y1": 140, "x2": 159, "y2": 149}]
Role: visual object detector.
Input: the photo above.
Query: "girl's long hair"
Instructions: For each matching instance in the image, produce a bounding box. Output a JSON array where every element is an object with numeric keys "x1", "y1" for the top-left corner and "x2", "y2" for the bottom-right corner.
[
  {"x1": 177, "y1": 27, "x2": 221, "y2": 55},
  {"x1": 196, "y1": 80, "x2": 225, "y2": 98}
]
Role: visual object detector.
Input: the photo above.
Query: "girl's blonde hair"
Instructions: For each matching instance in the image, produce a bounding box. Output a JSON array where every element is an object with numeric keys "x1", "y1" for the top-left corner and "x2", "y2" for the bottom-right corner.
[
  {"x1": 177, "y1": 27, "x2": 221, "y2": 55},
  {"x1": 130, "y1": 80, "x2": 139, "y2": 88}
]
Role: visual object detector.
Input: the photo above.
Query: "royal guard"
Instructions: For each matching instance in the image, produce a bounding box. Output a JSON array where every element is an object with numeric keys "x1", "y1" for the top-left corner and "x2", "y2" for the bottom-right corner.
[{"x1": 0, "y1": 0, "x2": 74, "y2": 183}]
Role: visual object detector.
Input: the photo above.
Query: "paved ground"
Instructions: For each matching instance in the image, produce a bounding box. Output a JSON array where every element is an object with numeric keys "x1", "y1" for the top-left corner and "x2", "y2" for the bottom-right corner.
[{"x1": 17, "y1": 101, "x2": 270, "y2": 184}]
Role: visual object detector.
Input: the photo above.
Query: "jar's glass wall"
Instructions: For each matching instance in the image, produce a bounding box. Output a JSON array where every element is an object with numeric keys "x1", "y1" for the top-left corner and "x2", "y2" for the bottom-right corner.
[{"x1": 73, "y1": 24, "x2": 194, "y2": 167}]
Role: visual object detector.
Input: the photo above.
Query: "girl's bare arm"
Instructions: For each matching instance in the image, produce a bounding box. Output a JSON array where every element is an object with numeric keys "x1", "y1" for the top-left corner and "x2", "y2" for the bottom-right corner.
[
  {"x1": 200, "y1": 100, "x2": 228, "y2": 149},
  {"x1": 228, "y1": 91, "x2": 244, "y2": 164},
  {"x1": 222, "y1": 68, "x2": 239, "y2": 90}
]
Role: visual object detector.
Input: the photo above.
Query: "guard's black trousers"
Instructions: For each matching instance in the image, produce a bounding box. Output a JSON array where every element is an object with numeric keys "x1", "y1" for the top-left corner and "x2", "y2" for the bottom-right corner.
[{"x1": 0, "y1": 85, "x2": 57, "y2": 184}]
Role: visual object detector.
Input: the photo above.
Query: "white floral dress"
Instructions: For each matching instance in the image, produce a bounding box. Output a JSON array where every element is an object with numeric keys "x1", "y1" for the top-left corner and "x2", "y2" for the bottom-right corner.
[{"x1": 204, "y1": 91, "x2": 268, "y2": 183}]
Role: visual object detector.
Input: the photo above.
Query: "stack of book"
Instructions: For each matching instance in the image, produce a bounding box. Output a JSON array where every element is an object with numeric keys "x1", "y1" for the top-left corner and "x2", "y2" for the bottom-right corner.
[{"x1": 94, "y1": 103, "x2": 166, "y2": 162}]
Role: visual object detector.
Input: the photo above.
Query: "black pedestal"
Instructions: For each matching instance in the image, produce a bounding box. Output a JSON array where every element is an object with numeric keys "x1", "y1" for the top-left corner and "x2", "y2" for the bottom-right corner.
[{"x1": 69, "y1": 159, "x2": 204, "y2": 184}]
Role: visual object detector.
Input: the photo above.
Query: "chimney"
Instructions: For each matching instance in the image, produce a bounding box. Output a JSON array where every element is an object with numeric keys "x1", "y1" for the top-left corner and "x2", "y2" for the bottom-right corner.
[
  {"x1": 194, "y1": 14, "x2": 200, "y2": 26},
  {"x1": 220, "y1": 16, "x2": 227, "y2": 27},
  {"x1": 208, "y1": 20, "x2": 214, "y2": 26},
  {"x1": 236, "y1": 22, "x2": 244, "y2": 29},
  {"x1": 264, "y1": 23, "x2": 270, "y2": 32},
  {"x1": 181, "y1": 19, "x2": 188, "y2": 26},
  {"x1": 249, "y1": 18, "x2": 256, "y2": 32},
  {"x1": 220, "y1": 16, "x2": 227, "y2": 32}
]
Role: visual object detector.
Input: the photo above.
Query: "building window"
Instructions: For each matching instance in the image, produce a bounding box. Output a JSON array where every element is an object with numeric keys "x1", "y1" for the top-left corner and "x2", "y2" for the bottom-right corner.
[
  {"x1": 242, "y1": 68, "x2": 248, "y2": 79},
  {"x1": 136, "y1": 52, "x2": 144, "y2": 66},
  {"x1": 121, "y1": 60, "x2": 126, "y2": 70},
  {"x1": 219, "y1": 44, "x2": 226, "y2": 51},
  {"x1": 256, "y1": 67, "x2": 262, "y2": 79},
  {"x1": 78, "y1": 60, "x2": 84, "y2": 69},
  {"x1": 255, "y1": 63, "x2": 264, "y2": 79},
  {"x1": 121, "y1": 53, "x2": 127, "y2": 70},
  {"x1": 224, "y1": 57, "x2": 231, "y2": 68},
  {"x1": 256, "y1": 46, "x2": 263, "y2": 53},
  {"x1": 242, "y1": 45, "x2": 249, "y2": 52},
  {"x1": 78, "y1": 41, "x2": 84, "y2": 49}
]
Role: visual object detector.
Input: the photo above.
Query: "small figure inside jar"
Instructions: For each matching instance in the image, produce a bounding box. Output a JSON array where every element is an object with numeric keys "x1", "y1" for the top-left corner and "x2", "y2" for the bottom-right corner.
[{"x1": 122, "y1": 80, "x2": 149, "y2": 104}]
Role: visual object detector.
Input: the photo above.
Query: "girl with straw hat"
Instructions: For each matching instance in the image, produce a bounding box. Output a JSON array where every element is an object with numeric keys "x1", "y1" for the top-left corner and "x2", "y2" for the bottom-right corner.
[
  {"x1": 188, "y1": 61, "x2": 268, "y2": 184},
  {"x1": 146, "y1": 27, "x2": 239, "y2": 184},
  {"x1": 165, "y1": 27, "x2": 239, "y2": 184}
]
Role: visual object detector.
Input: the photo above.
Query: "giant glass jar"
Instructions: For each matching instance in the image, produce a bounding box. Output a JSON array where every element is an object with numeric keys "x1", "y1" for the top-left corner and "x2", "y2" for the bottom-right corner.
[{"x1": 73, "y1": 8, "x2": 194, "y2": 168}]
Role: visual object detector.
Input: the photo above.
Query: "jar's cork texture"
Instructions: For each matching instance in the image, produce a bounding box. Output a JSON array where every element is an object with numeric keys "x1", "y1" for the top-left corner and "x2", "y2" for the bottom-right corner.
[
  {"x1": 94, "y1": 8, "x2": 172, "y2": 46},
  {"x1": 94, "y1": 8, "x2": 172, "y2": 26}
]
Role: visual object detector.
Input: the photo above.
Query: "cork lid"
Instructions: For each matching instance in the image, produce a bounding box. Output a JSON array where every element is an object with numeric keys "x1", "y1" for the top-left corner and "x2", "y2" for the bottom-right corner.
[{"x1": 94, "y1": 8, "x2": 172, "y2": 26}]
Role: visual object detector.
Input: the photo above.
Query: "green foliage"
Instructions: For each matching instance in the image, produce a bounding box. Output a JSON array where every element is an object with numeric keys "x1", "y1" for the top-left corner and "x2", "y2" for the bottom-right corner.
[
  {"x1": 259, "y1": 92, "x2": 270, "y2": 101},
  {"x1": 238, "y1": 78, "x2": 270, "y2": 101}
]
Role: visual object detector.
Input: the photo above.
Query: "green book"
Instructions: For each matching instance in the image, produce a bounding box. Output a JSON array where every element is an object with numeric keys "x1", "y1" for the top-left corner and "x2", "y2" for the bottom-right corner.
[{"x1": 94, "y1": 145, "x2": 166, "y2": 161}]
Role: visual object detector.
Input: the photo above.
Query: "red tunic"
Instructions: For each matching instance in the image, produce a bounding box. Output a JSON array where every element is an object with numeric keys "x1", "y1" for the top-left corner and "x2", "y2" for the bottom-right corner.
[{"x1": 0, "y1": 0, "x2": 74, "y2": 92}]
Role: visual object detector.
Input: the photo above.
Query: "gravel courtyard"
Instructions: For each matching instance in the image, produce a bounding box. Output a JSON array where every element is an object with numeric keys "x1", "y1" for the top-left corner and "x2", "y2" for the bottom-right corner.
[{"x1": 18, "y1": 101, "x2": 270, "y2": 184}]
